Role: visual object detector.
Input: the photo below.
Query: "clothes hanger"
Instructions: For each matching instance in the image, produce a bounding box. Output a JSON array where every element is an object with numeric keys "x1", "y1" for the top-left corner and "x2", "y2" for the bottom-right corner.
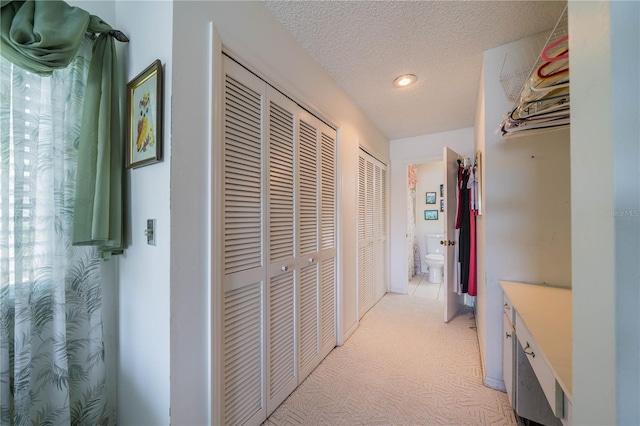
[
  {"x1": 541, "y1": 35, "x2": 569, "y2": 62},
  {"x1": 537, "y1": 52, "x2": 569, "y2": 79}
]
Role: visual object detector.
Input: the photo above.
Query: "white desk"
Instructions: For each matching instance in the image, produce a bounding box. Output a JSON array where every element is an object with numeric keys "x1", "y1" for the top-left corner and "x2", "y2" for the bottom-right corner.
[{"x1": 500, "y1": 280, "x2": 572, "y2": 425}]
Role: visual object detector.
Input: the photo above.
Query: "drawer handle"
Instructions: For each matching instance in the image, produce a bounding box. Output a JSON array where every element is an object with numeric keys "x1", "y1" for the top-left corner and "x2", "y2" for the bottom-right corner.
[
  {"x1": 524, "y1": 342, "x2": 535, "y2": 358},
  {"x1": 503, "y1": 303, "x2": 511, "y2": 311},
  {"x1": 505, "y1": 332, "x2": 512, "y2": 339}
]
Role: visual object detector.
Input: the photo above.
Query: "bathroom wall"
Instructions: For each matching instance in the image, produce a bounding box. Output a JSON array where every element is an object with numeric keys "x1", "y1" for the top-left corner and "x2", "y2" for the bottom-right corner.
[{"x1": 415, "y1": 161, "x2": 444, "y2": 272}]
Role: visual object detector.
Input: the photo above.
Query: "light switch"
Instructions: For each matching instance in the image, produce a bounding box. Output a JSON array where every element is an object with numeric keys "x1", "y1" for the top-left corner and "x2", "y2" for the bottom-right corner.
[{"x1": 144, "y1": 219, "x2": 156, "y2": 245}]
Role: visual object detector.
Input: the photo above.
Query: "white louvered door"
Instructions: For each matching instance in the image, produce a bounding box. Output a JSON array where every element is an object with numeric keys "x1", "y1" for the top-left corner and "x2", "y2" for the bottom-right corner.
[
  {"x1": 297, "y1": 111, "x2": 321, "y2": 381},
  {"x1": 319, "y1": 129, "x2": 337, "y2": 358},
  {"x1": 376, "y1": 167, "x2": 388, "y2": 301},
  {"x1": 357, "y1": 150, "x2": 388, "y2": 319},
  {"x1": 222, "y1": 59, "x2": 267, "y2": 426},
  {"x1": 266, "y1": 89, "x2": 298, "y2": 413},
  {"x1": 220, "y1": 55, "x2": 338, "y2": 425},
  {"x1": 358, "y1": 156, "x2": 367, "y2": 319}
]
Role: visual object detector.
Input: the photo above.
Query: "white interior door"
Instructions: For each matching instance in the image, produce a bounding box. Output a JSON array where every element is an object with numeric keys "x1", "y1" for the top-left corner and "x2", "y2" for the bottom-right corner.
[
  {"x1": 266, "y1": 89, "x2": 298, "y2": 413},
  {"x1": 297, "y1": 111, "x2": 321, "y2": 381},
  {"x1": 357, "y1": 150, "x2": 388, "y2": 319},
  {"x1": 222, "y1": 59, "x2": 267, "y2": 426},
  {"x1": 443, "y1": 147, "x2": 465, "y2": 322},
  {"x1": 219, "y1": 54, "x2": 338, "y2": 425}
]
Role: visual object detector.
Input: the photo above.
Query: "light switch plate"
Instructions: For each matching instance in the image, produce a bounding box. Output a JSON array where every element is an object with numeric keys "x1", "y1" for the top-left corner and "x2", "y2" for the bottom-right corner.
[{"x1": 145, "y1": 219, "x2": 156, "y2": 246}]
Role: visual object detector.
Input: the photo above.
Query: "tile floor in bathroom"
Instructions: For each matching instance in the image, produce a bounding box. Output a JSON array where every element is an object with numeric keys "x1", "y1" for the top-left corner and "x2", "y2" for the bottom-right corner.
[{"x1": 408, "y1": 272, "x2": 443, "y2": 301}]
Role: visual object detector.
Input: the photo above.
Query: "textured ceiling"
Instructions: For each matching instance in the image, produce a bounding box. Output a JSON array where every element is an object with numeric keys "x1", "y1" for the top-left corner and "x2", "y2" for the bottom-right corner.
[{"x1": 264, "y1": 0, "x2": 567, "y2": 140}]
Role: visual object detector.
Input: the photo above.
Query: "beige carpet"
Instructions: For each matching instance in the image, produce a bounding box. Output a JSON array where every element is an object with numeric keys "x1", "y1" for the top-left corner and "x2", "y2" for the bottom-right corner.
[{"x1": 265, "y1": 275, "x2": 517, "y2": 426}]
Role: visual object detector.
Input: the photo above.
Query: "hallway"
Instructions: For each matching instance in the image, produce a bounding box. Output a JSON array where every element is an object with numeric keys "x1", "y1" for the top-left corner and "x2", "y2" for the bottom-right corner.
[{"x1": 265, "y1": 275, "x2": 516, "y2": 425}]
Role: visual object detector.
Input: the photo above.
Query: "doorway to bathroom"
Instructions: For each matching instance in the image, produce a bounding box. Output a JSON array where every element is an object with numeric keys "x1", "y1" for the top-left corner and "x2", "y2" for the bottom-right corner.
[{"x1": 407, "y1": 161, "x2": 445, "y2": 302}]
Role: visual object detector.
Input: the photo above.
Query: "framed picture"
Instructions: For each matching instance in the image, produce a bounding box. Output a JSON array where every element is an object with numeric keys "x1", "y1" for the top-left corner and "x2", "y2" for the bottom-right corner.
[
  {"x1": 440, "y1": 199, "x2": 445, "y2": 212},
  {"x1": 440, "y1": 184, "x2": 444, "y2": 197},
  {"x1": 426, "y1": 192, "x2": 436, "y2": 204},
  {"x1": 126, "y1": 59, "x2": 163, "y2": 168},
  {"x1": 424, "y1": 210, "x2": 438, "y2": 220}
]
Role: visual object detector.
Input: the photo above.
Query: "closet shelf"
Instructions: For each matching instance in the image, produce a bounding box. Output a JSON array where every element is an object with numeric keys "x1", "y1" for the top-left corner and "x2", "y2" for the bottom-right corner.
[
  {"x1": 499, "y1": 6, "x2": 569, "y2": 138},
  {"x1": 499, "y1": 34, "x2": 550, "y2": 101}
]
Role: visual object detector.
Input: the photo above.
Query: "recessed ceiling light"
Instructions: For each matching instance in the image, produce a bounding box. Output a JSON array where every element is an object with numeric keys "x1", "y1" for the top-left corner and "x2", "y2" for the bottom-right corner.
[{"x1": 393, "y1": 74, "x2": 418, "y2": 88}]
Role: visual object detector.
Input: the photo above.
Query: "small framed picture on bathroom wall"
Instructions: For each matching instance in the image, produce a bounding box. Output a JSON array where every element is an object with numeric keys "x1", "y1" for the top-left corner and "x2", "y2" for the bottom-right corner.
[
  {"x1": 440, "y1": 199, "x2": 444, "y2": 212},
  {"x1": 426, "y1": 192, "x2": 436, "y2": 204},
  {"x1": 424, "y1": 210, "x2": 438, "y2": 220},
  {"x1": 440, "y1": 184, "x2": 444, "y2": 197}
]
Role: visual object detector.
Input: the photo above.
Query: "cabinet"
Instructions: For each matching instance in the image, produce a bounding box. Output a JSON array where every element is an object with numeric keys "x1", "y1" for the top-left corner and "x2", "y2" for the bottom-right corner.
[
  {"x1": 501, "y1": 281, "x2": 572, "y2": 426},
  {"x1": 219, "y1": 56, "x2": 337, "y2": 425},
  {"x1": 502, "y1": 295, "x2": 516, "y2": 408}
]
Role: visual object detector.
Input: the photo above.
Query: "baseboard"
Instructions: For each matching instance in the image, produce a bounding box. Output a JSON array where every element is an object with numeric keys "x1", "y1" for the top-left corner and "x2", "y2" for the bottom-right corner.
[
  {"x1": 484, "y1": 375, "x2": 507, "y2": 392},
  {"x1": 341, "y1": 321, "x2": 359, "y2": 345},
  {"x1": 389, "y1": 286, "x2": 408, "y2": 294}
]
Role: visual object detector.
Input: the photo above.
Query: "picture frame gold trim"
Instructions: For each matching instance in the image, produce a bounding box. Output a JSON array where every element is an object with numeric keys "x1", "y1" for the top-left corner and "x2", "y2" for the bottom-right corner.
[{"x1": 126, "y1": 59, "x2": 163, "y2": 169}]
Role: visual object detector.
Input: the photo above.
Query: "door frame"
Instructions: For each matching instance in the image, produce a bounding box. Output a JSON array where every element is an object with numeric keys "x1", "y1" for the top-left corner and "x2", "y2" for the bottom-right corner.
[{"x1": 393, "y1": 155, "x2": 441, "y2": 295}]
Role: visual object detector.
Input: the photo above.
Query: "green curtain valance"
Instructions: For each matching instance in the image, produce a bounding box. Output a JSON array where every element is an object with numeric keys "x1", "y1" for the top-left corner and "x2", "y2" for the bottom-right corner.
[{"x1": 0, "y1": 0, "x2": 126, "y2": 258}]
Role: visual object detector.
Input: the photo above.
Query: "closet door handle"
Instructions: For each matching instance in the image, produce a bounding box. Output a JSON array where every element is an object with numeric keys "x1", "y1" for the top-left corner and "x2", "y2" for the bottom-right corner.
[
  {"x1": 308, "y1": 257, "x2": 314, "y2": 264},
  {"x1": 440, "y1": 240, "x2": 446, "y2": 245},
  {"x1": 503, "y1": 303, "x2": 511, "y2": 311},
  {"x1": 523, "y1": 342, "x2": 535, "y2": 358},
  {"x1": 505, "y1": 332, "x2": 512, "y2": 339},
  {"x1": 281, "y1": 265, "x2": 289, "y2": 272},
  {"x1": 449, "y1": 241, "x2": 455, "y2": 246}
]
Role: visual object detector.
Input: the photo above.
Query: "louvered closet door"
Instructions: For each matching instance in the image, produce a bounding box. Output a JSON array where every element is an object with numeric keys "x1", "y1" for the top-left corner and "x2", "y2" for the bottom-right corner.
[
  {"x1": 222, "y1": 58, "x2": 267, "y2": 426},
  {"x1": 373, "y1": 163, "x2": 388, "y2": 302},
  {"x1": 319, "y1": 129, "x2": 337, "y2": 358},
  {"x1": 266, "y1": 89, "x2": 298, "y2": 413},
  {"x1": 220, "y1": 54, "x2": 338, "y2": 425},
  {"x1": 357, "y1": 150, "x2": 388, "y2": 319},
  {"x1": 296, "y1": 112, "x2": 337, "y2": 379},
  {"x1": 376, "y1": 167, "x2": 388, "y2": 301},
  {"x1": 358, "y1": 156, "x2": 367, "y2": 319},
  {"x1": 297, "y1": 111, "x2": 321, "y2": 380},
  {"x1": 364, "y1": 160, "x2": 375, "y2": 310}
]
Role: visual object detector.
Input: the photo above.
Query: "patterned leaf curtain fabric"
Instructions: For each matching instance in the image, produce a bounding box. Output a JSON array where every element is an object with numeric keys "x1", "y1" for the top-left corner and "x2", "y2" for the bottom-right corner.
[
  {"x1": 407, "y1": 164, "x2": 421, "y2": 278},
  {"x1": 0, "y1": 41, "x2": 113, "y2": 425}
]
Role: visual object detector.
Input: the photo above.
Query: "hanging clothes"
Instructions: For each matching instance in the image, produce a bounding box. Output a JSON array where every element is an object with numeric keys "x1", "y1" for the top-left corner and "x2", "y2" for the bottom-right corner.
[
  {"x1": 458, "y1": 168, "x2": 471, "y2": 294},
  {"x1": 467, "y1": 165, "x2": 479, "y2": 297},
  {"x1": 454, "y1": 161, "x2": 479, "y2": 296},
  {"x1": 453, "y1": 160, "x2": 463, "y2": 295}
]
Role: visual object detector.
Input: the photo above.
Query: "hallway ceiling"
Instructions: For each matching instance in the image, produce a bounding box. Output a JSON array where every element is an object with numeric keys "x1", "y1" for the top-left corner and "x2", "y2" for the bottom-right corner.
[{"x1": 264, "y1": 0, "x2": 567, "y2": 140}]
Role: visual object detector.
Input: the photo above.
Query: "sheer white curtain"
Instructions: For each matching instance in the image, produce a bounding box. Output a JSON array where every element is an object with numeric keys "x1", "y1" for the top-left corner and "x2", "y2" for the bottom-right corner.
[{"x1": 0, "y1": 40, "x2": 113, "y2": 425}]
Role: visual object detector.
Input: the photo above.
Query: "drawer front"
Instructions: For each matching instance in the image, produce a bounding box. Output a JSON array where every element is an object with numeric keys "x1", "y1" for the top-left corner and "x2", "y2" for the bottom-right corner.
[
  {"x1": 515, "y1": 313, "x2": 564, "y2": 418},
  {"x1": 503, "y1": 314, "x2": 516, "y2": 408},
  {"x1": 503, "y1": 293, "x2": 515, "y2": 325}
]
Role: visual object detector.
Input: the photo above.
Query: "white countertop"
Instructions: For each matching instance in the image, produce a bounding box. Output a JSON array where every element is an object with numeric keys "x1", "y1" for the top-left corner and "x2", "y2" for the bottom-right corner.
[{"x1": 500, "y1": 280, "x2": 572, "y2": 400}]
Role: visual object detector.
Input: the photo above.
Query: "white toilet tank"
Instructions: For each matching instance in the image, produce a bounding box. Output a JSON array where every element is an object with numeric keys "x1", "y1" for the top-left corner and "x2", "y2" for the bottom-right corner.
[{"x1": 425, "y1": 233, "x2": 444, "y2": 255}]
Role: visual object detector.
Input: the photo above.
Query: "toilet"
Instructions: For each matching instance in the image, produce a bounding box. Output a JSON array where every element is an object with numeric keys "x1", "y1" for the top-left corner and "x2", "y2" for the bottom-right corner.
[{"x1": 424, "y1": 233, "x2": 445, "y2": 283}]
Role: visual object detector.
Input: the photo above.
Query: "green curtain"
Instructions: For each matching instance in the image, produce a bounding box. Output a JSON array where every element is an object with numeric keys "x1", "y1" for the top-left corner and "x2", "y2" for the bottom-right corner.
[{"x1": 0, "y1": 0, "x2": 125, "y2": 257}]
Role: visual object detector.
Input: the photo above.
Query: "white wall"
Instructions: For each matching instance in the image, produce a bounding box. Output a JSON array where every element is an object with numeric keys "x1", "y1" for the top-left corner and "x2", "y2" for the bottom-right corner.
[
  {"x1": 114, "y1": 2, "x2": 173, "y2": 424},
  {"x1": 415, "y1": 162, "x2": 444, "y2": 272},
  {"x1": 389, "y1": 128, "x2": 474, "y2": 293},
  {"x1": 475, "y1": 31, "x2": 572, "y2": 390},
  {"x1": 171, "y1": 2, "x2": 389, "y2": 424},
  {"x1": 570, "y1": 1, "x2": 640, "y2": 424}
]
